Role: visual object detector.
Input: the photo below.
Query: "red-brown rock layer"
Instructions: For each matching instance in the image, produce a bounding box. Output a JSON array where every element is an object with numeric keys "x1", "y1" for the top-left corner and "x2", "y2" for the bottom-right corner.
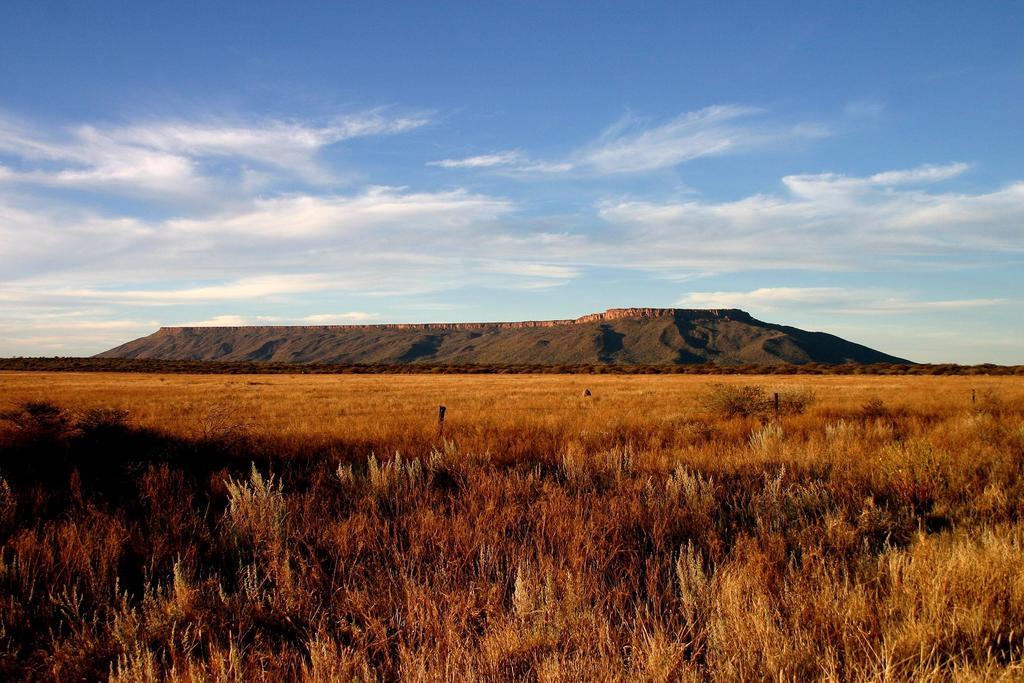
[{"x1": 158, "y1": 307, "x2": 751, "y2": 334}]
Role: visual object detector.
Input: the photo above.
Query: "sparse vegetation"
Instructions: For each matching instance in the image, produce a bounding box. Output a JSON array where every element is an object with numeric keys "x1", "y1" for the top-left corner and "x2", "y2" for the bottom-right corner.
[
  {"x1": 0, "y1": 372, "x2": 1022, "y2": 680},
  {"x1": 2, "y1": 356, "x2": 1023, "y2": 375},
  {"x1": 702, "y1": 383, "x2": 815, "y2": 417}
]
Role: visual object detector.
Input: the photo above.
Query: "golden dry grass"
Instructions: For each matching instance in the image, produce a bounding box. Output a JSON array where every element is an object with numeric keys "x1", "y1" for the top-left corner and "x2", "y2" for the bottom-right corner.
[
  {"x1": 0, "y1": 372, "x2": 1022, "y2": 681},
  {"x1": 2, "y1": 371, "x2": 1019, "y2": 441}
]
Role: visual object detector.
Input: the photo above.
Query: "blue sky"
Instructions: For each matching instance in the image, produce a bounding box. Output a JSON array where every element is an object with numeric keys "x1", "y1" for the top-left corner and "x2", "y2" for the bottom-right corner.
[{"x1": 1, "y1": 1, "x2": 1021, "y2": 363}]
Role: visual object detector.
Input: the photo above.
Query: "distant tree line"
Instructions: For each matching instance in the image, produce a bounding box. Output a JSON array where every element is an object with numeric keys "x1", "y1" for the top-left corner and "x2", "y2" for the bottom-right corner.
[{"x1": 1, "y1": 357, "x2": 1021, "y2": 375}]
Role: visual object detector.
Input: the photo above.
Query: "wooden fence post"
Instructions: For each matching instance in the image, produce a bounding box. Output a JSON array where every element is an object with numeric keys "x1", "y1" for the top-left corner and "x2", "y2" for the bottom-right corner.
[
  {"x1": 437, "y1": 405, "x2": 446, "y2": 438},
  {"x1": 971, "y1": 389, "x2": 976, "y2": 405},
  {"x1": 773, "y1": 392, "x2": 780, "y2": 416}
]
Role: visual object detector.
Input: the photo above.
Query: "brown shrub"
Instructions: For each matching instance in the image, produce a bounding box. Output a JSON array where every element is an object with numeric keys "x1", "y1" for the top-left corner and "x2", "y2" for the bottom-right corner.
[{"x1": 702, "y1": 384, "x2": 815, "y2": 418}]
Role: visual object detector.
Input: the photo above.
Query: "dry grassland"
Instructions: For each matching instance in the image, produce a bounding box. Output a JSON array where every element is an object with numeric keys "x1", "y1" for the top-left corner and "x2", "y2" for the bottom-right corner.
[
  {"x1": 3, "y1": 372, "x2": 1019, "y2": 447},
  {"x1": 0, "y1": 372, "x2": 1022, "y2": 680}
]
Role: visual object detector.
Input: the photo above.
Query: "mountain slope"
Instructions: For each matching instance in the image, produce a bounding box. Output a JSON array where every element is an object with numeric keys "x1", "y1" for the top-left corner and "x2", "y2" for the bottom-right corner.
[{"x1": 96, "y1": 308, "x2": 911, "y2": 365}]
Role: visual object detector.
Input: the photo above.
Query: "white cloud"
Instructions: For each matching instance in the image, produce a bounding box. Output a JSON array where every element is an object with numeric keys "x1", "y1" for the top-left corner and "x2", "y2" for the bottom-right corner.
[
  {"x1": 0, "y1": 304, "x2": 381, "y2": 354},
  {"x1": 596, "y1": 163, "x2": 1024, "y2": 270},
  {"x1": 173, "y1": 312, "x2": 379, "y2": 326},
  {"x1": 2, "y1": 142, "x2": 1021, "y2": 360},
  {"x1": 427, "y1": 151, "x2": 524, "y2": 169},
  {"x1": 428, "y1": 105, "x2": 828, "y2": 177},
  {"x1": 678, "y1": 287, "x2": 844, "y2": 310},
  {"x1": 176, "y1": 315, "x2": 254, "y2": 327},
  {"x1": 781, "y1": 162, "x2": 971, "y2": 198},
  {"x1": 110, "y1": 110, "x2": 429, "y2": 177},
  {"x1": 428, "y1": 149, "x2": 573, "y2": 174},
  {"x1": 166, "y1": 186, "x2": 511, "y2": 239},
  {"x1": 0, "y1": 307, "x2": 165, "y2": 356},
  {"x1": 300, "y1": 312, "x2": 379, "y2": 323},
  {"x1": 481, "y1": 262, "x2": 579, "y2": 280},
  {"x1": 577, "y1": 105, "x2": 811, "y2": 174},
  {"x1": 516, "y1": 161, "x2": 575, "y2": 173},
  {"x1": 0, "y1": 182, "x2": 569, "y2": 325},
  {"x1": 0, "y1": 185, "x2": 516, "y2": 286},
  {"x1": 867, "y1": 163, "x2": 970, "y2": 185},
  {"x1": 478, "y1": 261, "x2": 579, "y2": 289},
  {"x1": 3, "y1": 162, "x2": 1018, "y2": 321},
  {"x1": 677, "y1": 287, "x2": 1007, "y2": 315},
  {"x1": 6, "y1": 318, "x2": 163, "y2": 331},
  {"x1": 0, "y1": 109, "x2": 431, "y2": 197},
  {"x1": 44, "y1": 275, "x2": 333, "y2": 304},
  {"x1": 2, "y1": 161, "x2": 1019, "y2": 302},
  {"x1": 0, "y1": 118, "x2": 205, "y2": 197}
]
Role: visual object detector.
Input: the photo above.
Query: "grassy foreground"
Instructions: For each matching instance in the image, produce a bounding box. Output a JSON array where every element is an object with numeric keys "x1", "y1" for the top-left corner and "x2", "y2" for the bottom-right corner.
[{"x1": 0, "y1": 372, "x2": 1022, "y2": 680}]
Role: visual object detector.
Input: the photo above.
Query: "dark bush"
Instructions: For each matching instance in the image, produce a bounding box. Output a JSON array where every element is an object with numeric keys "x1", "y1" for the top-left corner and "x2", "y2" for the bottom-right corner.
[
  {"x1": 703, "y1": 384, "x2": 769, "y2": 417},
  {"x1": 702, "y1": 384, "x2": 815, "y2": 417},
  {"x1": 74, "y1": 407, "x2": 131, "y2": 437},
  {"x1": 0, "y1": 401, "x2": 70, "y2": 438},
  {"x1": 860, "y1": 397, "x2": 890, "y2": 420}
]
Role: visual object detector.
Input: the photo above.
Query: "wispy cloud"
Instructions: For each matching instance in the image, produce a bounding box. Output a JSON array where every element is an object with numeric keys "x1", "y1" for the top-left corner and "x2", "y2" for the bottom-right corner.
[
  {"x1": 781, "y1": 162, "x2": 971, "y2": 197},
  {"x1": 1, "y1": 103, "x2": 1019, "y2": 365},
  {"x1": 0, "y1": 182, "x2": 580, "y2": 320},
  {"x1": 19, "y1": 275, "x2": 335, "y2": 305},
  {"x1": 0, "y1": 306, "x2": 165, "y2": 356},
  {"x1": 427, "y1": 151, "x2": 525, "y2": 169},
  {"x1": 0, "y1": 309, "x2": 385, "y2": 354},
  {"x1": 3, "y1": 162, "x2": 1019, "y2": 320},
  {"x1": 0, "y1": 185, "x2": 516, "y2": 282},
  {"x1": 427, "y1": 149, "x2": 572, "y2": 173},
  {"x1": 176, "y1": 314, "x2": 255, "y2": 327},
  {"x1": 176, "y1": 311, "x2": 380, "y2": 326},
  {"x1": 428, "y1": 105, "x2": 828, "y2": 176},
  {"x1": 843, "y1": 99, "x2": 886, "y2": 120},
  {"x1": 0, "y1": 109, "x2": 431, "y2": 198},
  {"x1": 596, "y1": 163, "x2": 1023, "y2": 271},
  {"x1": 164, "y1": 186, "x2": 514, "y2": 242},
  {"x1": 677, "y1": 287, "x2": 1007, "y2": 315},
  {"x1": 299, "y1": 312, "x2": 379, "y2": 323},
  {"x1": 112, "y1": 110, "x2": 428, "y2": 172},
  {"x1": 577, "y1": 105, "x2": 826, "y2": 174},
  {"x1": 478, "y1": 261, "x2": 580, "y2": 289}
]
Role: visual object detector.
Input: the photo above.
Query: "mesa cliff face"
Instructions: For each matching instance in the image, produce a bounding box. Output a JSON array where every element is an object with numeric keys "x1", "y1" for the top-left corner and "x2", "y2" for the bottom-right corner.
[
  {"x1": 156, "y1": 308, "x2": 751, "y2": 333},
  {"x1": 97, "y1": 308, "x2": 910, "y2": 365}
]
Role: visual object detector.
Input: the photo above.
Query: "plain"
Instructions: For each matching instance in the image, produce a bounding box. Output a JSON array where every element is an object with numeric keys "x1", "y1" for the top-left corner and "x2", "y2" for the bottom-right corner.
[{"x1": 0, "y1": 371, "x2": 1022, "y2": 680}]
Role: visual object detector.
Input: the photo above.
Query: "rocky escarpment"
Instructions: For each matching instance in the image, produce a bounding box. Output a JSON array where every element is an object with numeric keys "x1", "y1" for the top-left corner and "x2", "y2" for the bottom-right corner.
[
  {"x1": 98, "y1": 308, "x2": 910, "y2": 366},
  {"x1": 156, "y1": 308, "x2": 752, "y2": 334}
]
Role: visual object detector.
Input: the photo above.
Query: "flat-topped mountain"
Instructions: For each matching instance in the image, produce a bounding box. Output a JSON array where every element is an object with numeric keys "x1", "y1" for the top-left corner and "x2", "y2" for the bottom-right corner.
[{"x1": 97, "y1": 308, "x2": 910, "y2": 365}]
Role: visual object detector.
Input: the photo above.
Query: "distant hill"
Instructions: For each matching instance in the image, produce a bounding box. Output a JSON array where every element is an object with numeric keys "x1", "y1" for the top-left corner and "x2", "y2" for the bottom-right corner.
[{"x1": 96, "y1": 308, "x2": 910, "y2": 366}]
